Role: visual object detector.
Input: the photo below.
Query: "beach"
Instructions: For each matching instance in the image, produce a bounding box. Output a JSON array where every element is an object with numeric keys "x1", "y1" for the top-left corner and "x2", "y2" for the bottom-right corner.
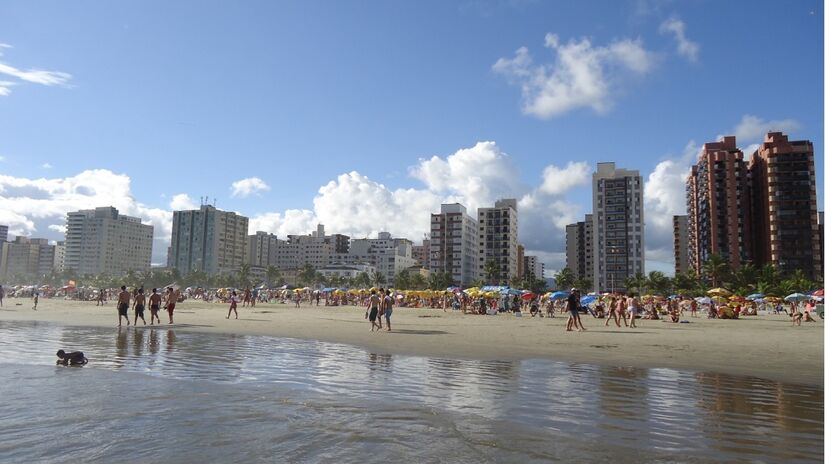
[{"x1": 1, "y1": 298, "x2": 822, "y2": 385}]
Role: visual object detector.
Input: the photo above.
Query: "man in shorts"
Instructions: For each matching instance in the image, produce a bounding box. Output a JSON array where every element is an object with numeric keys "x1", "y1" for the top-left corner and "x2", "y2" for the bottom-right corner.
[
  {"x1": 382, "y1": 289, "x2": 394, "y2": 332},
  {"x1": 566, "y1": 288, "x2": 585, "y2": 332},
  {"x1": 165, "y1": 287, "x2": 178, "y2": 324},
  {"x1": 117, "y1": 286, "x2": 131, "y2": 327},
  {"x1": 366, "y1": 289, "x2": 381, "y2": 332},
  {"x1": 148, "y1": 288, "x2": 162, "y2": 325},
  {"x1": 133, "y1": 287, "x2": 147, "y2": 326}
]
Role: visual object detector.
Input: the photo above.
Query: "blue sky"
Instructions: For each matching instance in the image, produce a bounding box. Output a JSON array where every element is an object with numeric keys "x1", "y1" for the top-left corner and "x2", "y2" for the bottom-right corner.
[{"x1": 0, "y1": 0, "x2": 822, "y2": 273}]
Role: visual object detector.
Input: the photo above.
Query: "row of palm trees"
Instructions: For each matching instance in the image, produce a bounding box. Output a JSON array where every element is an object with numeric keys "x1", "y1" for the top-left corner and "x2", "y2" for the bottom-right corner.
[{"x1": 553, "y1": 254, "x2": 822, "y2": 297}]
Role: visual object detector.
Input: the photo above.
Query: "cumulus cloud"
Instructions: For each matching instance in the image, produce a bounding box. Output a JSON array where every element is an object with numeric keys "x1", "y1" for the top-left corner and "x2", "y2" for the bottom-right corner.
[
  {"x1": 659, "y1": 18, "x2": 699, "y2": 62},
  {"x1": 48, "y1": 224, "x2": 66, "y2": 234},
  {"x1": 493, "y1": 32, "x2": 655, "y2": 118},
  {"x1": 169, "y1": 193, "x2": 197, "y2": 211},
  {"x1": 249, "y1": 209, "x2": 318, "y2": 238},
  {"x1": 230, "y1": 177, "x2": 270, "y2": 198},
  {"x1": 42, "y1": 162, "x2": 53, "y2": 169},
  {"x1": 643, "y1": 141, "x2": 698, "y2": 271},
  {"x1": 539, "y1": 161, "x2": 590, "y2": 195},
  {"x1": 0, "y1": 44, "x2": 72, "y2": 96},
  {"x1": 731, "y1": 114, "x2": 801, "y2": 144},
  {"x1": 0, "y1": 169, "x2": 171, "y2": 263}
]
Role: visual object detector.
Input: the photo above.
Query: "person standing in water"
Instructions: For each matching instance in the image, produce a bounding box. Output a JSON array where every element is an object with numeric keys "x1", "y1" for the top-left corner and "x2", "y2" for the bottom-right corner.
[
  {"x1": 366, "y1": 289, "x2": 381, "y2": 332},
  {"x1": 148, "y1": 288, "x2": 162, "y2": 325},
  {"x1": 117, "y1": 286, "x2": 131, "y2": 327},
  {"x1": 165, "y1": 287, "x2": 178, "y2": 324},
  {"x1": 133, "y1": 287, "x2": 147, "y2": 325},
  {"x1": 227, "y1": 290, "x2": 239, "y2": 319}
]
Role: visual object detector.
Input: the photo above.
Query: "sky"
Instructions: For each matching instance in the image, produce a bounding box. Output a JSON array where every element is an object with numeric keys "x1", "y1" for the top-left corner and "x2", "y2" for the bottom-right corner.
[{"x1": 0, "y1": 0, "x2": 822, "y2": 275}]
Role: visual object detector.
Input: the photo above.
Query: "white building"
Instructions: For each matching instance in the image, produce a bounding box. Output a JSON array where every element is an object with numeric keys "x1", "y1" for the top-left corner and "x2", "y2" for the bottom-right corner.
[
  {"x1": 317, "y1": 263, "x2": 377, "y2": 280},
  {"x1": 592, "y1": 162, "x2": 644, "y2": 293},
  {"x1": 0, "y1": 236, "x2": 56, "y2": 278},
  {"x1": 53, "y1": 240, "x2": 65, "y2": 272},
  {"x1": 331, "y1": 232, "x2": 416, "y2": 286},
  {"x1": 267, "y1": 224, "x2": 349, "y2": 270},
  {"x1": 478, "y1": 198, "x2": 519, "y2": 283},
  {"x1": 523, "y1": 255, "x2": 544, "y2": 279},
  {"x1": 429, "y1": 203, "x2": 479, "y2": 287},
  {"x1": 64, "y1": 207, "x2": 153, "y2": 275},
  {"x1": 169, "y1": 205, "x2": 248, "y2": 275}
]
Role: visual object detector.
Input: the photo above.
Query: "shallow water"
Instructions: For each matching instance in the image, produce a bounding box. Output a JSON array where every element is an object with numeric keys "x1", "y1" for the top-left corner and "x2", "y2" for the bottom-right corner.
[{"x1": 0, "y1": 321, "x2": 821, "y2": 463}]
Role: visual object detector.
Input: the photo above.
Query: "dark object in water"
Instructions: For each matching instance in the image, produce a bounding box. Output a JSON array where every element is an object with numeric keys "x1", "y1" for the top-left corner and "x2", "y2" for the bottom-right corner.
[{"x1": 56, "y1": 349, "x2": 88, "y2": 366}]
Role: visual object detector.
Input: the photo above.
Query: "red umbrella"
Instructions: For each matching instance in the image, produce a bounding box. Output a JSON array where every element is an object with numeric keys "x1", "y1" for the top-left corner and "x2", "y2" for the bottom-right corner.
[
  {"x1": 521, "y1": 291, "x2": 535, "y2": 300},
  {"x1": 813, "y1": 289, "x2": 824, "y2": 297}
]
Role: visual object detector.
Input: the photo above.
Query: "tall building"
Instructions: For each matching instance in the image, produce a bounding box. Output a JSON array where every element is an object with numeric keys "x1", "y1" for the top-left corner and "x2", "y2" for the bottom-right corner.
[
  {"x1": 169, "y1": 205, "x2": 248, "y2": 275},
  {"x1": 411, "y1": 238, "x2": 431, "y2": 269},
  {"x1": 523, "y1": 255, "x2": 543, "y2": 279},
  {"x1": 333, "y1": 232, "x2": 416, "y2": 286},
  {"x1": 516, "y1": 244, "x2": 525, "y2": 279},
  {"x1": 65, "y1": 207, "x2": 153, "y2": 275},
  {"x1": 247, "y1": 231, "x2": 281, "y2": 268},
  {"x1": 477, "y1": 198, "x2": 519, "y2": 283},
  {"x1": 429, "y1": 203, "x2": 479, "y2": 287},
  {"x1": 268, "y1": 224, "x2": 345, "y2": 270},
  {"x1": 592, "y1": 163, "x2": 644, "y2": 293},
  {"x1": 0, "y1": 236, "x2": 56, "y2": 278},
  {"x1": 749, "y1": 132, "x2": 821, "y2": 279},
  {"x1": 0, "y1": 225, "x2": 8, "y2": 243},
  {"x1": 53, "y1": 240, "x2": 66, "y2": 272},
  {"x1": 686, "y1": 136, "x2": 752, "y2": 275},
  {"x1": 673, "y1": 215, "x2": 689, "y2": 275},
  {"x1": 565, "y1": 214, "x2": 593, "y2": 282}
]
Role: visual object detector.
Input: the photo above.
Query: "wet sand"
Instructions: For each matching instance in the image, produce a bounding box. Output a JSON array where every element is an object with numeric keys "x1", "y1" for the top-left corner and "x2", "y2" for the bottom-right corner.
[{"x1": 1, "y1": 298, "x2": 822, "y2": 385}]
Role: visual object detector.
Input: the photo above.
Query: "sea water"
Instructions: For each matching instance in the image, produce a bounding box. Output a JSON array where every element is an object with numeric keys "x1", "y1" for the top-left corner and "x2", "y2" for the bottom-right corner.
[{"x1": 0, "y1": 321, "x2": 821, "y2": 463}]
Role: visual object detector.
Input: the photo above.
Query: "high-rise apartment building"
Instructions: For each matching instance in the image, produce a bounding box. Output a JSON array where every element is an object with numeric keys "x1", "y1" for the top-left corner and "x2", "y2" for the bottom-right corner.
[
  {"x1": 53, "y1": 240, "x2": 66, "y2": 272},
  {"x1": 478, "y1": 198, "x2": 519, "y2": 283},
  {"x1": 673, "y1": 215, "x2": 689, "y2": 275},
  {"x1": 0, "y1": 236, "x2": 56, "y2": 278},
  {"x1": 592, "y1": 163, "x2": 644, "y2": 293},
  {"x1": 523, "y1": 255, "x2": 543, "y2": 279},
  {"x1": 64, "y1": 207, "x2": 153, "y2": 275},
  {"x1": 748, "y1": 132, "x2": 821, "y2": 279},
  {"x1": 169, "y1": 205, "x2": 248, "y2": 275},
  {"x1": 686, "y1": 136, "x2": 751, "y2": 275},
  {"x1": 0, "y1": 225, "x2": 8, "y2": 243},
  {"x1": 429, "y1": 203, "x2": 479, "y2": 287},
  {"x1": 332, "y1": 232, "x2": 416, "y2": 286},
  {"x1": 411, "y1": 238, "x2": 431, "y2": 269},
  {"x1": 267, "y1": 224, "x2": 347, "y2": 270},
  {"x1": 565, "y1": 214, "x2": 593, "y2": 282},
  {"x1": 247, "y1": 231, "x2": 282, "y2": 268},
  {"x1": 516, "y1": 244, "x2": 525, "y2": 279}
]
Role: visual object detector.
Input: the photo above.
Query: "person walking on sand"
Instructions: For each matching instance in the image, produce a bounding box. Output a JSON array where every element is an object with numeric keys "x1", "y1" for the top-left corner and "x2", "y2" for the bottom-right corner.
[
  {"x1": 117, "y1": 286, "x2": 131, "y2": 327},
  {"x1": 0, "y1": 284, "x2": 4, "y2": 307},
  {"x1": 382, "y1": 289, "x2": 394, "y2": 332},
  {"x1": 165, "y1": 287, "x2": 178, "y2": 324},
  {"x1": 566, "y1": 288, "x2": 584, "y2": 332},
  {"x1": 133, "y1": 287, "x2": 147, "y2": 325},
  {"x1": 32, "y1": 290, "x2": 39, "y2": 310},
  {"x1": 605, "y1": 296, "x2": 620, "y2": 327},
  {"x1": 628, "y1": 293, "x2": 640, "y2": 328},
  {"x1": 227, "y1": 290, "x2": 239, "y2": 319},
  {"x1": 617, "y1": 295, "x2": 628, "y2": 327},
  {"x1": 242, "y1": 287, "x2": 251, "y2": 307},
  {"x1": 295, "y1": 291, "x2": 301, "y2": 308},
  {"x1": 366, "y1": 289, "x2": 381, "y2": 332},
  {"x1": 148, "y1": 288, "x2": 162, "y2": 325}
]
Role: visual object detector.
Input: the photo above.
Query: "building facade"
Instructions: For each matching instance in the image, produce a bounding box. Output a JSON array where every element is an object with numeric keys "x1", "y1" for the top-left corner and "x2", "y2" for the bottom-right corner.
[
  {"x1": 523, "y1": 255, "x2": 543, "y2": 279},
  {"x1": 429, "y1": 203, "x2": 479, "y2": 287},
  {"x1": 317, "y1": 263, "x2": 377, "y2": 281},
  {"x1": 673, "y1": 215, "x2": 689, "y2": 275},
  {"x1": 0, "y1": 236, "x2": 56, "y2": 278},
  {"x1": 592, "y1": 163, "x2": 644, "y2": 293},
  {"x1": 64, "y1": 207, "x2": 153, "y2": 275},
  {"x1": 477, "y1": 198, "x2": 519, "y2": 283},
  {"x1": 331, "y1": 232, "x2": 416, "y2": 286},
  {"x1": 411, "y1": 238, "x2": 431, "y2": 269},
  {"x1": 169, "y1": 205, "x2": 248, "y2": 275},
  {"x1": 565, "y1": 214, "x2": 593, "y2": 282},
  {"x1": 748, "y1": 132, "x2": 821, "y2": 279},
  {"x1": 247, "y1": 231, "x2": 282, "y2": 268},
  {"x1": 686, "y1": 136, "x2": 752, "y2": 275},
  {"x1": 0, "y1": 225, "x2": 8, "y2": 243}
]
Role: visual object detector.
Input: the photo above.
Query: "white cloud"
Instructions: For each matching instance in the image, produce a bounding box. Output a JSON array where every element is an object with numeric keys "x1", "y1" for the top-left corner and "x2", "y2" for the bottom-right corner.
[
  {"x1": 41, "y1": 162, "x2": 52, "y2": 169},
  {"x1": 731, "y1": 115, "x2": 801, "y2": 144},
  {"x1": 493, "y1": 32, "x2": 655, "y2": 118},
  {"x1": 539, "y1": 161, "x2": 590, "y2": 195},
  {"x1": 230, "y1": 177, "x2": 270, "y2": 198},
  {"x1": 48, "y1": 224, "x2": 66, "y2": 234},
  {"x1": 659, "y1": 18, "x2": 699, "y2": 63},
  {"x1": 0, "y1": 169, "x2": 171, "y2": 263},
  {"x1": 0, "y1": 44, "x2": 71, "y2": 96},
  {"x1": 169, "y1": 193, "x2": 197, "y2": 211}
]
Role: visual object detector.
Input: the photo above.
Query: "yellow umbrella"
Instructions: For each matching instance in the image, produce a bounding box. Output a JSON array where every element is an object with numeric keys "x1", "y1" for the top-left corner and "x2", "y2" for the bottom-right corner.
[{"x1": 707, "y1": 288, "x2": 731, "y2": 297}]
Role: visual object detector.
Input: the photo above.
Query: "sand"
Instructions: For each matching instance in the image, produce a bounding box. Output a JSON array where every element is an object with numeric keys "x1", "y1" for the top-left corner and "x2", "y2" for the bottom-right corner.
[{"x1": 1, "y1": 298, "x2": 822, "y2": 385}]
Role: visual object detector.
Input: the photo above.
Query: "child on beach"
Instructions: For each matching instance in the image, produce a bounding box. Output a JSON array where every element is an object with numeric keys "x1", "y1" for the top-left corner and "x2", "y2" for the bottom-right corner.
[{"x1": 227, "y1": 290, "x2": 239, "y2": 319}]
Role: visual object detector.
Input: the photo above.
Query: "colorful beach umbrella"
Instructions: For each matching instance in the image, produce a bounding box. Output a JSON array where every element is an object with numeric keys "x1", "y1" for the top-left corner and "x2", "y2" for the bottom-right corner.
[
  {"x1": 707, "y1": 288, "x2": 731, "y2": 297},
  {"x1": 746, "y1": 293, "x2": 764, "y2": 300},
  {"x1": 784, "y1": 293, "x2": 808, "y2": 302},
  {"x1": 549, "y1": 291, "x2": 569, "y2": 301},
  {"x1": 580, "y1": 295, "x2": 597, "y2": 306}
]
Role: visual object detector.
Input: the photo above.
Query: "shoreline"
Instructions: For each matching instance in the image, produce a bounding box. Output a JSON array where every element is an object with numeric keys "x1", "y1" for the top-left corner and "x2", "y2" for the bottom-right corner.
[{"x1": 1, "y1": 298, "x2": 822, "y2": 386}]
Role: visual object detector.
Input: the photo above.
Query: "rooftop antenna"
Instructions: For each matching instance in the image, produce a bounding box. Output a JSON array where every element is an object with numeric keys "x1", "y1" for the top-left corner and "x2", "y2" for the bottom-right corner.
[{"x1": 214, "y1": 198, "x2": 217, "y2": 208}]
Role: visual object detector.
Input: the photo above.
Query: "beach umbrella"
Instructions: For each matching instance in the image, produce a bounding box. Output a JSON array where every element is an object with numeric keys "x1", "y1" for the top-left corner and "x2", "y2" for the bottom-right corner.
[
  {"x1": 521, "y1": 291, "x2": 535, "y2": 300},
  {"x1": 764, "y1": 296, "x2": 782, "y2": 303},
  {"x1": 695, "y1": 297, "x2": 712, "y2": 305},
  {"x1": 784, "y1": 293, "x2": 808, "y2": 302},
  {"x1": 746, "y1": 293, "x2": 764, "y2": 300},
  {"x1": 549, "y1": 291, "x2": 569, "y2": 301},
  {"x1": 580, "y1": 295, "x2": 597, "y2": 306},
  {"x1": 812, "y1": 289, "x2": 824, "y2": 297},
  {"x1": 707, "y1": 288, "x2": 731, "y2": 297}
]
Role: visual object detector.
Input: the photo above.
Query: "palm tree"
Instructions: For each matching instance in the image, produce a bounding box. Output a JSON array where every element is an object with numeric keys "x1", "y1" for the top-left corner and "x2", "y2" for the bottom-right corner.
[
  {"x1": 237, "y1": 264, "x2": 252, "y2": 288},
  {"x1": 646, "y1": 271, "x2": 670, "y2": 295},
  {"x1": 624, "y1": 272, "x2": 647, "y2": 295},
  {"x1": 731, "y1": 263, "x2": 758, "y2": 295},
  {"x1": 483, "y1": 260, "x2": 501, "y2": 285},
  {"x1": 371, "y1": 271, "x2": 387, "y2": 287},
  {"x1": 702, "y1": 254, "x2": 728, "y2": 288},
  {"x1": 554, "y1": 268, "x2": 576, "y2": 290},
  {"x1": 573, "y1": 277, "x2": 593, "y2": 293},
  {"x1": 394, "y1": 269, "x2": 411, "y2": 290},
  {"x1": 265, "y1": 266, "x2": 281, "y2": 286}
]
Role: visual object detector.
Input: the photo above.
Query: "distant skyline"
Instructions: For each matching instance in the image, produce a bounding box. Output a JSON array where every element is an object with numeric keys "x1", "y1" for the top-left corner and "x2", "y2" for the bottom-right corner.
[{"x1": 0, "y1": 0, "x2": 822, "y2": 275}]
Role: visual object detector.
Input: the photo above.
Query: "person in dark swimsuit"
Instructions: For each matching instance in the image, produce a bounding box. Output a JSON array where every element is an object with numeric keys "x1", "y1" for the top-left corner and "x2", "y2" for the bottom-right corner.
[
  {"x1": 133, "y1": 288, "x2": 147, "y2": 325},
  {"x1": 117, "y1": 286, "x2": 131, "y2": 327},
  {"x1": 148, "y1": 288, "x2": 162, "y2": 325},
  {"x1": 56, "y1": 349, "x2": 88, "y2": 365},
  {"x1": 366, "y1": 290, "x2": 381, "y2": 332}
]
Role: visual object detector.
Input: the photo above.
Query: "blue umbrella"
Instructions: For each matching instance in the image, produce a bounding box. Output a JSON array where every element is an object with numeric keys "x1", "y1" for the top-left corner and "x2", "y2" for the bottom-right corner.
[
  {"x1": 695, "y1": 297, "x2": 711, "y2": 305},
  {"x1": 784, "y1": 293, "x2": 808, "y2": 302},
  {"x1": 580, "y1": 295, "x2": 597, "y2": 306},
  {"x1": 746, "y1": 293, "x2": 764, "y2": 300},
  {"x1": 549, "y1": 291, "x2": 570, "y2": 301}
]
